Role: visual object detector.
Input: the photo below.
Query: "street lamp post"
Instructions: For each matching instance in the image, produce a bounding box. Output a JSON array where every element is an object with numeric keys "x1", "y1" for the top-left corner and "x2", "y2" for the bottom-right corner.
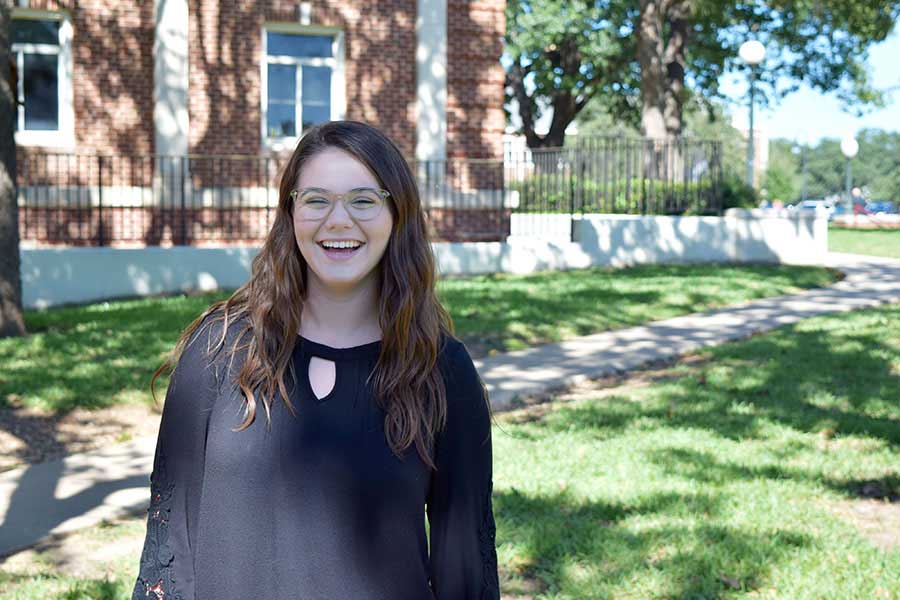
[
  {"x1": 801, "y1": 144, "x2": 808, "y2": 202},
  {"x1": 791, "y1": 141, "x2": 808, "y2": 203},
  {"x1": 840, "y1": 136, "x2": 859, "y2": 210},
  {"x1": 739, "y1": 40, "x2": 766, "y2": 188}
]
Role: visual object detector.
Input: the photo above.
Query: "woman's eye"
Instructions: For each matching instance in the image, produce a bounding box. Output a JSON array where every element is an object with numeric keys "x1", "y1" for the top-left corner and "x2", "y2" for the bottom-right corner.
[
  {"x1": 352, "y1": 197, "x2": 376, "y2": 206},
  {"x1": 305, "y1": 196, "x2": 330, "y2": 205}
]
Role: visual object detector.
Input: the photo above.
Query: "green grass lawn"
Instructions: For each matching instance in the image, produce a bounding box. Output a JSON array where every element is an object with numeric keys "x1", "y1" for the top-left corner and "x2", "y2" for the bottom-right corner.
[
  {"x1": 492, "y1": 301, "x2": 900, "y2": 598},
  {"x1": 829, "y1": 226, "x2": 900, "y2": 259},
  {"x1": 3, "y1": 303, "x2": 897, "y2": 599},
  {"x1": 0, "y1": 264, "x2": 837, "y2": 413}
]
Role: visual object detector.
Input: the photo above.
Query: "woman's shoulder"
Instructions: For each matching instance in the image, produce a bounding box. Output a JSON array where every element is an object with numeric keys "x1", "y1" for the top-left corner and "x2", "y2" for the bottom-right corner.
[
  {"x1": 437, "y1": 332, "x2": 468, "y2": 367},
  {"x1": 437, "y1": 333, "x2": 483, "y2": 386},
  {"x1": 436, "y1": 333, "x2": 491, "y2": 428},
  {"x1": 176, "y1": 309, "x2": 251, "y2": 381}
]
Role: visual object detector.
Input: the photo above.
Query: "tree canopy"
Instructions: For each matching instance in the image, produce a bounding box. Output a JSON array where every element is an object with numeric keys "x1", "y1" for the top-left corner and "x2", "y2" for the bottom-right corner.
[{"x1": 504, "y1": 0, "x2": 900, "y2": 147}]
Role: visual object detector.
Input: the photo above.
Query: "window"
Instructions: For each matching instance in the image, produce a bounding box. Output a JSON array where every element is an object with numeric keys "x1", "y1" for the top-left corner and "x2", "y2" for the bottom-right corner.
[
  {"x1": 11, "y1": 11, "x2": 74, "y2": 147},
  {"x1": 262, "y1": 27, "x2": 345, "y2": 147}
]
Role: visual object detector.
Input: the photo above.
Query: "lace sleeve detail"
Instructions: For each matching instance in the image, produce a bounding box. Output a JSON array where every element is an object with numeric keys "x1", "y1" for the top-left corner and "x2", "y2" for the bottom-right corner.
[
  {"x1": 133, "y1": 455, "x2": 182, "y2": 600},
  {"x1": 479, "y1": 480, "x2": 500, "y2": 600}
]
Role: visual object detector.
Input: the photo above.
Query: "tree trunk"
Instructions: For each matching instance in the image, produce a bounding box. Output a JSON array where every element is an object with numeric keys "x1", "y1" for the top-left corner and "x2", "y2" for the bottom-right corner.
[
  {"x1": 0, "y1": 0, "x2": 26, "y2": 338},
  {"x1": 661, "y1": 2, "x2": 690, "y2": 186},
  {"x1": 664, "y1": 3, "x2": 689, "y2": 139},
  {"x1": 506, "y1": 63, "x2": 543, "y2": 149},
  {"x1": 507, "y1": 37, "x2": 586, "y2": 150},
  {"x1": 638, "y1": 0, "x2": 666, "y2": 140}
]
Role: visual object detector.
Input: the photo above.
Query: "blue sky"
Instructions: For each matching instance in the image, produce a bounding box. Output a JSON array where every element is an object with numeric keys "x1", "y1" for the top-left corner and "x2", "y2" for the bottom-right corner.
[{"x1": 721, "y1": 23, "x2": 900, "y2": 144}]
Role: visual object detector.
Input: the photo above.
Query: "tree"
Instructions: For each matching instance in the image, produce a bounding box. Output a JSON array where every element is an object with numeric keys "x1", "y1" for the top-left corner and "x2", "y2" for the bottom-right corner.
[
  {"x1": 505, "y1": 0, "x2": 900, "y2": 146},
  {"x1": 1, "y1": 0, "x2": 25, "y2": 338},
  {"x1": 637, "y1": 0, "x2": 693, "y2": 139},
  {"x1": 762, "y1": 164, "x2": 798, "y2": 204},
  {"x1": 768, "y1": 130, "x2": 900, "y2": 202},
  {"x1": 504, "y1": 0, "x2": 639, "y2": 148},
  {"x1": 854, "y1": 129, "x2": 900, "y2": 201}
]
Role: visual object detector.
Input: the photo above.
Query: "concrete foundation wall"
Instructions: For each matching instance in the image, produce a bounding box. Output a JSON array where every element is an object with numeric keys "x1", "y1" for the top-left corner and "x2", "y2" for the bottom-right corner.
[{"x1": 21, "y1": 211, "x2": 827, "y2": 309}]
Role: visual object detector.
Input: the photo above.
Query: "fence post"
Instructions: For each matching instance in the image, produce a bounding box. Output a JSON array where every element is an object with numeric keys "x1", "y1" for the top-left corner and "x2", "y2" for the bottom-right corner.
[
  {"x1": 580, "y1": 149, "x2": 587, "y2": 217},
  {"x1": 266, "y1": 156, "x2": 272, "y2": 227},
  {"x1": 180, "y1": 156, "x2": 187, "y2": 245},
  {"x1": 97, "y1": 155, "x2": 104, "y2": 246},
  {"x1": 568, "y1": 150, "x2": 576, "y2": 242}
]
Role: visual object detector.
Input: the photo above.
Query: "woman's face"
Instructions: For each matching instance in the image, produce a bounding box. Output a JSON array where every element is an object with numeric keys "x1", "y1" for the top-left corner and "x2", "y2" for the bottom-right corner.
[{"x1": 293, "y1": 147, "x2": 394, "y2": 294}]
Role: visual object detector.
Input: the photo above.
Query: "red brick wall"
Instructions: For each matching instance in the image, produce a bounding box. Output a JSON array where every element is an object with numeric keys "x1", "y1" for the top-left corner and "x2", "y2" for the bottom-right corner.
[
  {"x1": 19, "y1": 206, "x2": 510, "y2": 246},
  {"x1": 16, "y1": 1, "x2": 510, "y2": 246},
  {"x1": 21, "y1": 0, "x2": 155, "y2": 155},
  {"x1": 189, "y1": 0, "x2": 418, "y2": 158},
  {"x1": 446, "y1": 0, "x2": 505, "y2": 161},
  {"x1": 16, "y1": 0, "x2": 505, "y2": 161},
  {"x1": 426, "y1": 209, "x2": 510, "y2": 242}
]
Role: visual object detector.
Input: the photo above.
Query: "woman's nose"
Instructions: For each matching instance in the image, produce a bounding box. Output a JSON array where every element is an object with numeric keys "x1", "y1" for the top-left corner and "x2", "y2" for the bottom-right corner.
[{"x1": 324, "y1": 199, "x2": 354, "y2": 227}]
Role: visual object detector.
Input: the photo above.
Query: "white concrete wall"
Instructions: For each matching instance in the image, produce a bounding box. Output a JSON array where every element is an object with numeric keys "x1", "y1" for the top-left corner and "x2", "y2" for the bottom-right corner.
[
  {"x1": 20, "y1": 212, "x2": 828, "y2": 309},
  {"x1": 21, "y1": 247, "x2": 257, "y2": 309}
]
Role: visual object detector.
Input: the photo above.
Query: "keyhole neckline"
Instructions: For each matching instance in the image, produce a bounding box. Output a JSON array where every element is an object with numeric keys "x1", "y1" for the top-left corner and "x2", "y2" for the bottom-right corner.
[{"x1": 297, "y1": 334, "x2": 382, "y2": 361}]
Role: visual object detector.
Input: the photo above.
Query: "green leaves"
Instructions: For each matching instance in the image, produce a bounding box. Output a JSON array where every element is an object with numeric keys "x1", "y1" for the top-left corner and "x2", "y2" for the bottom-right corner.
[
  {"x1": 505, "y1": 0, "x2": 900, "y2": 144},
  {"x1": 766, "y1": 129, "x2": 900, "y2": 202}
]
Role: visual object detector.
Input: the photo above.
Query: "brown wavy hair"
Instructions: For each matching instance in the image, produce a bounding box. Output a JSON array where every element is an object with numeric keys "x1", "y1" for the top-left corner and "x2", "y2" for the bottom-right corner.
[{"x1": 151, "y1": 120, "x2": 458, "y2": 470}]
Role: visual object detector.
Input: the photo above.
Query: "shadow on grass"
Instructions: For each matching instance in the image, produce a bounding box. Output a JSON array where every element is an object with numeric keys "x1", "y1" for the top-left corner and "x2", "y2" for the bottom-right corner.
[
  {"x1": 494, "y1": 487, "x2": 811, "y2": 597},
  {"x1": 530, "y1": 305, "x2": 900, "y2": 449},
  {"x1": 834, "y1": 475, "x2": 900, "y2": 503},
  {"x1": 647, "y1": 448, "x2": 900, "y2": 504},
  {"x1": 439, "y1": 263, "x2": 836, "y2": 358},
  {"x1": 0, "y1": 290, "x2": 230, "y2": 472},
  {"x1": 1, "y1": 290, "x2": 233, "y2": 413}
]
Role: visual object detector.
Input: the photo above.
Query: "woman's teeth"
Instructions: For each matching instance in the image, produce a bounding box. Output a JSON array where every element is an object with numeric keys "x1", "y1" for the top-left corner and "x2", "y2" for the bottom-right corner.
[{"x1": 320, "y1": 242, "x2": 363, "y2": 254}]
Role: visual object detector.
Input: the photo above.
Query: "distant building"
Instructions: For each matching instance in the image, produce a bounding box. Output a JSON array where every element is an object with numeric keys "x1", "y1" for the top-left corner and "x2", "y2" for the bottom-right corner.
[{"x1": 733, "y1": 121, "x2": 770, "y2": 190}]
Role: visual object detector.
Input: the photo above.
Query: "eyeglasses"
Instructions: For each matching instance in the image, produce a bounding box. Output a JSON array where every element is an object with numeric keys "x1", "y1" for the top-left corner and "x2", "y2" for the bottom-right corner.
[{"x1": 290, "y1": 187, "x2": 390, "y2": 222}]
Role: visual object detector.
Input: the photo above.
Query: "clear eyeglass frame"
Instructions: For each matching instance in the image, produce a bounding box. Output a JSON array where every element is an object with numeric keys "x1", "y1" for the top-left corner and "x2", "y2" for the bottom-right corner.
[{"x1": 290, "y1": 187, "x2": 391, "y2": 222}]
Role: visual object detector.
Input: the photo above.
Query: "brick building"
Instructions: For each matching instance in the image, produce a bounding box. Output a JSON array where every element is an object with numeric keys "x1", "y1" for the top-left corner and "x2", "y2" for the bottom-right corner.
[{"x1": 12, "y1": 0, "x2": 509, "y2": 246}]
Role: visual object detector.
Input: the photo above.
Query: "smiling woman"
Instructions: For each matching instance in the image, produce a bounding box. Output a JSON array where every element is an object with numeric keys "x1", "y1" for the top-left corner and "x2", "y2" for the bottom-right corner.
[
  {"x1": 291, "y1": 156, "x2": 394, "y2": 292},
  {"x1": 131, "y1": 121, "x2": 500, "y2": 600}
]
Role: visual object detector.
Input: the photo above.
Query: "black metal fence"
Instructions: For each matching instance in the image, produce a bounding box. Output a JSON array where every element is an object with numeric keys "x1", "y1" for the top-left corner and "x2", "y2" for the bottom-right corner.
[
  {"x1": 17, "y1": 154, "x2": 283, "y2": 247},
  {"x1": 505, "y1": 137, "x2": 723, "y2": 216},
  {"x1": 15, "y1": 153, "x2": 515, "y2": 246},
  {"x1": 17, "y1": 137, "x2": 722, "y2": 247}
]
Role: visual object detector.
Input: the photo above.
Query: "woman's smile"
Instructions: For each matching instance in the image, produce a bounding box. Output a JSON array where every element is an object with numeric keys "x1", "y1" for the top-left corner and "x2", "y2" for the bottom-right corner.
[{"x1": 318, "y1": 240, "x2": 366, "y2": 261}]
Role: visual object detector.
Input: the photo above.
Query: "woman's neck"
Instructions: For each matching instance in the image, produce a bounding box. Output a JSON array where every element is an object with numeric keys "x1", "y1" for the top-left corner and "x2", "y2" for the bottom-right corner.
[{"x1": 300, "y1": 276, "x2": 382, "y2": 345}]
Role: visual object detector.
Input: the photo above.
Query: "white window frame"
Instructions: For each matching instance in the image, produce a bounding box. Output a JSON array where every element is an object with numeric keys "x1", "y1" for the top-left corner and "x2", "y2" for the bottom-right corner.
[
  {"x1": 261, "y1": 23, "x2": 346, "y2": 152},
  {"x1": 11, "y1": 8, "x2": 75, "y2": 149}
]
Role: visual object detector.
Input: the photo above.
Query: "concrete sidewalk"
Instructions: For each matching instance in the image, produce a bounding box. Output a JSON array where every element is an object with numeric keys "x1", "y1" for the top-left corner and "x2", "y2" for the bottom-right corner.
[
  {"x1": 485, "y1": 252, "x2": 900, "y2": 406},
  {"x1": 2, "y1": 252, "x2": 899, "y2": 557}
]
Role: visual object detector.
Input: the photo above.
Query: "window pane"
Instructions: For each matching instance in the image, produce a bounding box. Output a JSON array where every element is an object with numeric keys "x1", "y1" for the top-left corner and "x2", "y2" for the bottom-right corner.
[
  {"x1": 267, "y1": 103, "x2": 296, "y2": 137},
  {"x1": 301, "y1": 105, "x2": 330, "y2": 131},
  {"x1": 267, "y1": 64, "x2": 296, "y2": 102},
  {"x1": 266, "y1": 32, "x2": 333, "y2": 58},
  {"x1": 12, "y1": 19, "x2": 60, "y2": 45},
  {"x1": 302, "y1": 66, "x2": 331, "y2": 106},
  {"x1": 24, "y1": 53, "x2": 58, "y2": 131}
]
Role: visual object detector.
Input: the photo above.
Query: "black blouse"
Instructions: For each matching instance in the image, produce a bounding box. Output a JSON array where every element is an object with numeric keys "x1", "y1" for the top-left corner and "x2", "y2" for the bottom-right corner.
[{"x1": 132, "y1": 317, "x2": 499, "y2": 600}]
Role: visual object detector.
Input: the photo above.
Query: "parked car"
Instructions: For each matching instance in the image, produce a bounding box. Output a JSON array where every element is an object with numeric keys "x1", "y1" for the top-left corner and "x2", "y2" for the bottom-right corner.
[
  {"x1": 831, "y1": 200, "x2": 871, "y2": 219},
  {"x1": 789, "y1": 199, "x2": 835, "y2": 217},
  {"x1": 865, "y1": 200, "x2": 898, "y2": 214}
]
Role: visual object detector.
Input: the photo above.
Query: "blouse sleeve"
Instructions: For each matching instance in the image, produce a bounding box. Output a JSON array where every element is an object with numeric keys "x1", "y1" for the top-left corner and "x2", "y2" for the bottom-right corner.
[
  {"x1": 427, "y1": 341, "x2": 500, "y2": 600},
  {"x1": 132, "y1": 319, "x2": 220, "y2": 600}
]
